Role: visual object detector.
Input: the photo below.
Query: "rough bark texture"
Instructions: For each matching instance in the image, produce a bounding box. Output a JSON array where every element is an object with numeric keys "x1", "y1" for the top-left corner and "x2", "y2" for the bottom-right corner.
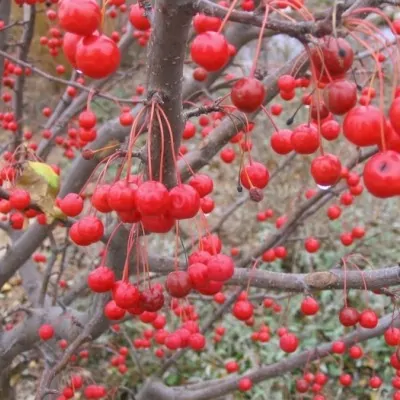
[
  {"x1": 146, "y1": 0, "x2": 194, "y2": 187},
  {"x1": 0, "y1": 0, "x2": 11, "y2": 95}
]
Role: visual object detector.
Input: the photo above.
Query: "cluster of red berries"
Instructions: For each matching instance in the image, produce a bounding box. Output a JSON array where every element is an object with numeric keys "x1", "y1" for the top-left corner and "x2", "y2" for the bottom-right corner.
[
  {"x1": 0, "y1": 186, "x2": 47, "y2": 228},
  {"x1": 60, "y1": 173, "x2": 215, "y2": 238},
  {"x1": 59, "y1": 0, "x2": 120, "y2": 79},
  {"x1": 129, "y1": 3, "x2": 152, "y2": 47}
]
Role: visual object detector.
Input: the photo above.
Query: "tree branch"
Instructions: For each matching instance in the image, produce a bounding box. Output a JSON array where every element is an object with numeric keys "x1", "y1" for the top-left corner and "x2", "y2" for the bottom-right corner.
[
  {"x1": 0, "y1": 0, "x2": 11, "y2": 95},
  {"x1": 12, "y1": 4, "x2": 35, "y2": 152},
  {"x1": 195, "y1": 0, "x2": 335, "y2": 39},
  {"x1": 146, "y1": 0, "x2": 194, "y2": 187}
]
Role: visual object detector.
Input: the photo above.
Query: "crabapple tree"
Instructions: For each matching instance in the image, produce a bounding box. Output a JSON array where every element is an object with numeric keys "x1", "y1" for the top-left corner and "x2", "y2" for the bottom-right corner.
[{"x1": 0, "y1": 0, "x2": 400, "y2": 399}]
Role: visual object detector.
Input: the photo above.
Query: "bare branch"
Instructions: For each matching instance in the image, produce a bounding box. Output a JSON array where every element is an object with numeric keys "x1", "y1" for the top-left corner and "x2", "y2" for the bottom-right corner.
[
  {"x1": 195, "y1": 0, "x2": 335, "y2": 39},
  {"x1": 0, "y1": 49, "x2": 141, "y2": 105},
  {"x1": 12, "y1": 4, "x2": 36, "y2": 152},
  {"x1": 0, "y1": 0, "x2": 11, "y2": 95},
  {"x1": 146, "y1": 0, "x2": 194, "y2": 187}
]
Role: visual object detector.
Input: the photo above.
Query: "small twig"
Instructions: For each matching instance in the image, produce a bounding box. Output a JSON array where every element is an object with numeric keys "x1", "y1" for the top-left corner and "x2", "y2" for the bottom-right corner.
[
  {"x1": 0, "y1": 49, "x2": 142, "y2": 105},
  {"x1": 12, "y1": 4, "x2": 36, "y2": 153},
  {"x1": 52, "y1": 232, "x2": 70, "y2": 306},
  {"x1": 121, "y1": 328, "x2": 145, "y2": 379},
  {"x1": 38, "y1": 250, "x2": 59, "y2": 307},
  {"x1": 184, "y1": 103, "x2": 223, "y2": 120}
]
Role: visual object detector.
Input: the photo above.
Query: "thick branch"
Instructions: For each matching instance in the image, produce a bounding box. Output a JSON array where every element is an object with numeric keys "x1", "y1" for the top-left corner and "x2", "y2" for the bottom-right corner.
[
  {"x1": 145, "y1": 252, "x2": 400, "y2": 292},
  {"x1": 146, "y1": 0, "x2": 194, "y2": 187},
  {"x1": 196, "y1": 0, "x2": 334, "y2": 38},
  {"x1": 0, "y1": 307, "x2": 86, "y2": 372}
]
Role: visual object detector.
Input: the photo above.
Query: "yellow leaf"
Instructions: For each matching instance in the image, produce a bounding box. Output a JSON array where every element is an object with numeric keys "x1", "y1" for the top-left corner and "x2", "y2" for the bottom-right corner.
[
  {"x1": 1, "y1": 283, "x2": 12, "y2": 293},
  {"x1": 22, "y1": 161, "x2": 60, "y2": 194},
  {"x1": 15, "y1": 161, "x2": 66, "y2": 223},
  {"x1": 369, "y1": 392, "x2": 379, "y2": 400},
  {"x1": 10, "y1": 373, "x2": 21, "y2": 387}
]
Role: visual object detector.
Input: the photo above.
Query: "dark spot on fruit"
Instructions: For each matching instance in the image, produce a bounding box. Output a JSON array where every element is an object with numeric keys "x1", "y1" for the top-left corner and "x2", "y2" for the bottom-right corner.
[
  {"x1": 379, "y1": 161, "x2": 388, "y2": 172},
  {"x1": 338, "y1": 48, "x2": 346, "y2": 58}
]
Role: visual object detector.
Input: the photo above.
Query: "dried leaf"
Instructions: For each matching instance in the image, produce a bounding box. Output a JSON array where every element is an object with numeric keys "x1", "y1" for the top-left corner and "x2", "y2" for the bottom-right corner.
[
  {"x1": 15, "y1": 161, "x2": 66, "y2": 223},
  {"x1": 1, "y1": 283, "x2": 12, "y2": 293},
  {"x1": 10, "y1": 373, "x2": 21, "y2": 387}
]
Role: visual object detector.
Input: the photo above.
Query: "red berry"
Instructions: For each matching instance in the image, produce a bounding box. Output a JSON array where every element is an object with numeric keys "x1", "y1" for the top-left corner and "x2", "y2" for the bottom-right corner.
[
  {"x1": 363, "y1": 151, "x2": 400, "y2": 198},
  {"x1": 189, "y1": 333, "x2": 206, "y2": 351},
  {"x1": 339, "y1": 373, "x2": 352, "y2": 387},
  {"x1": 59, "y1": 193, "x2": 84, "y2": 217},
  {"x1": 88, "y1": 266, "x2": 115, "y2": 293},
  {"x1": 108, "y1": 180, "x2": 138, "y2": 212},
  {"x1": 369, "y1": 376, "x2": 382, "y2": 389},
  {"x1": 280, "y1": 333, "x2": 299, "y2": 353},
  {"x1": 296, "y1": 378, "x2": 309, "y2": 393},
  {"x1": 339, "y1": 307, "x2": 359, "y2": 327},
  {"x1": 291, "y1": 124, "x2": 320, "y2": 154},
  {"x1": 225, "y1": 360, "x2": 239, "y2": 373},
  {"x1": 166, "y1": 271, "x2": 192, "y2": 298},
  {"x1": 331, "y1": 340, "x2": 346, "y2": 354},
  {"x1": 207, "y1": 254, "x2": 234, "y2": 282},
  {"x1": 343, "y1": 106, "x2": 385, "y2": 147},
  {"x1": 323, "y1": 80, "x2": 357, "y2": 115},
  {"x1": 232, "y1": 300, "x2": 253, "y2": 321},
  {"x1": 238, "y1": 377, "x2": 252, "y2": 392},
  {"x1": 76, "y1": 34, "x2": 121, "y2": 79},
  {"x1": 129, "y1": 3, "x2": 151, "y2": 30},
  {"x1": 304, "y1": 237, "x2": 320, "y2": 253},
  {"x1": 104, "y1": 300, "x2": 126, "y2": 320},
  {"x1": 190, "y1": 31, "x2": 229, "y2": 72},
  {"x1": 311, "y1": 154, "x2": 342, "y2": 186},
  {"x1": 135, "y1": 181, "x2": 170, "y2": 216},
  {"x1": 321, "y1": 119, "x2": 340, "y2": 141},
  {"x1": 327, "y1": 204, "x2": 341, "y2": 220},
  {"x1": 240, "y1": 161, "x2": 269, "y2": 190},
  {"x1": 349, "y1": 345, "x2": 363, "y2": 359},
  {"x1": 359, "y1": 309, "x2": 378, "y2": 329},
  {"x1": 193, "y1": 13, "x2": 222, "y2": 33},
  {"x1": 278, "y1": 75, "x2": 296, "y2": 92},
  {"x1": 231, "y1": 77, "x2": 265, "y2": 113},
  {"x1": 189, "y1": 174, "x2": 214, "y2": 197},
  {"x1": 300, "y1": 297, "x2": 319, "y2": 315},
  {"x1": 270, "y1": 129, "x2": 293, "y2": 155},
  {"x1": 112, "y1": 280, "x2": 140, "y2": 309},
  {"x1": 39, "y1": 324, "x2": 54, "y2": 340},
  {"x1": 169, "y1": 184, "x2": 200, "y2": 220},
  {"x1": 385, "y1": 327, "x2": 400, "y2": 346},
  {"x1": 58, "y1": 0, "x2": 101, "y2": 36},
  {"x1": 9, "y1": 189, "x2": 30, "y2": 210}
]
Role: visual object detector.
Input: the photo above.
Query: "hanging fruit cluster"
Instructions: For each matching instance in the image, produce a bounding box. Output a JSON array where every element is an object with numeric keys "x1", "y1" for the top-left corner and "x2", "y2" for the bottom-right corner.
[{"x1": 57, "y1": 0, "x2": 121, "y2": 79}]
